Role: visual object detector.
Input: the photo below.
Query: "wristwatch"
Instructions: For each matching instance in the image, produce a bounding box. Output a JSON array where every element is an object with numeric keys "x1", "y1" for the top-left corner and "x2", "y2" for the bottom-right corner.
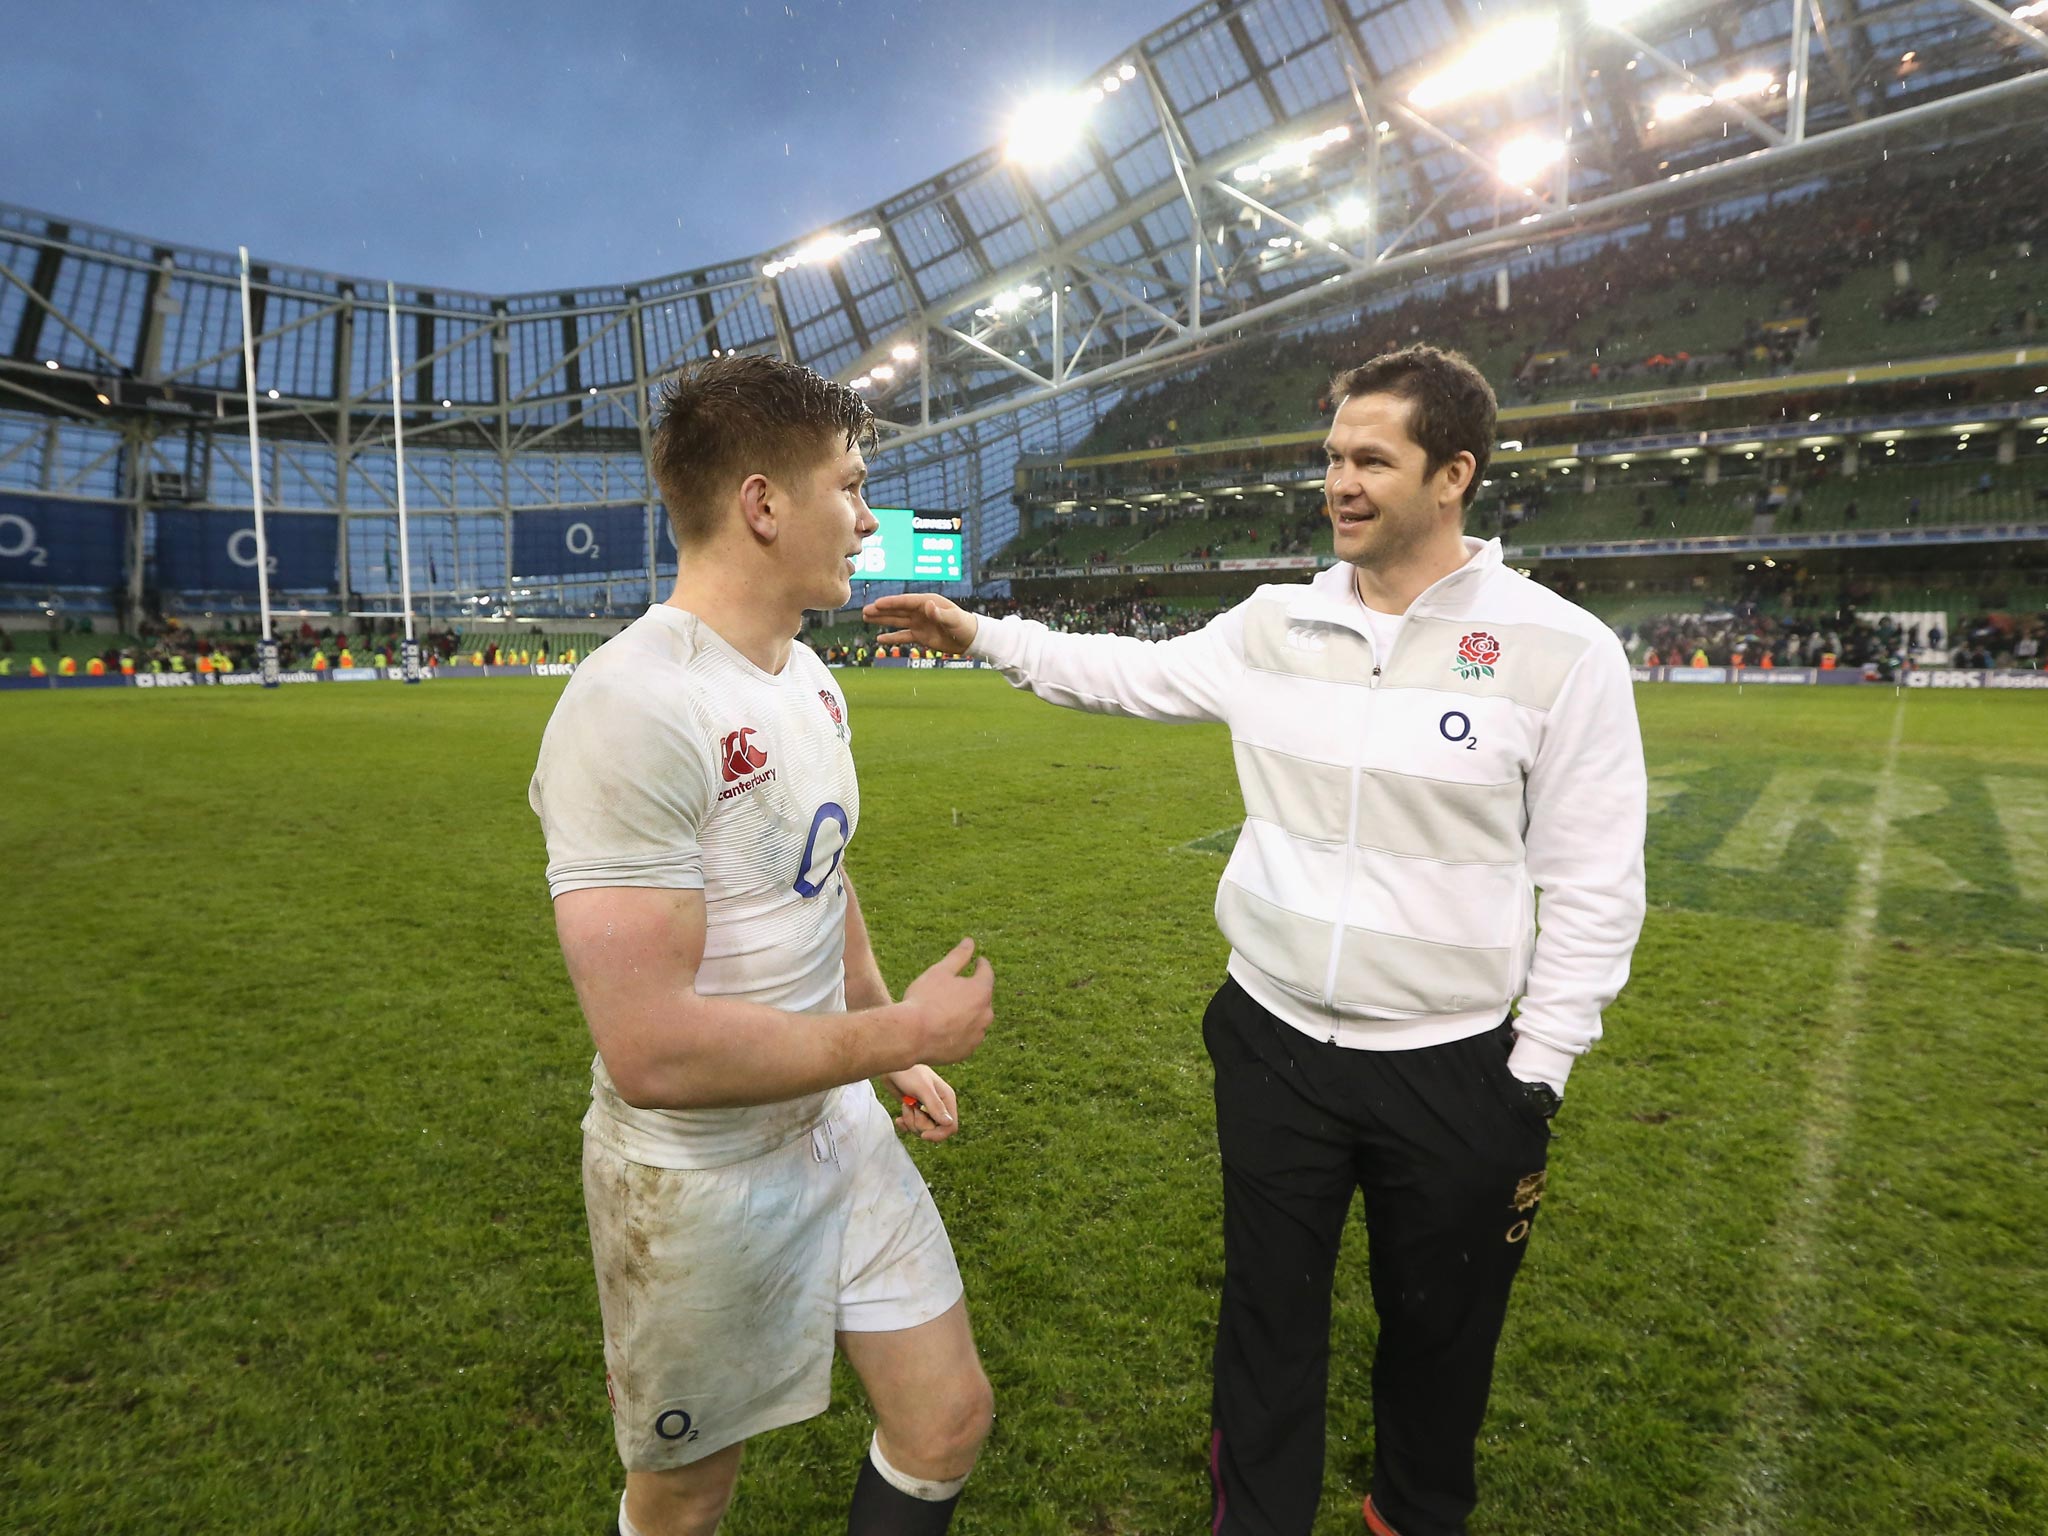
[{"x1": 1518, "y1": 1079, "x2": 1563, "y2": 1121}]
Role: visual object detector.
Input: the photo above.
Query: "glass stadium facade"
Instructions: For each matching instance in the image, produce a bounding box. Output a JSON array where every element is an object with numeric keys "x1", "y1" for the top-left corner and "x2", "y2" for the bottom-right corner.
[{"x1": 2, "y1": 0, "x2": 2043, "y2": 622}]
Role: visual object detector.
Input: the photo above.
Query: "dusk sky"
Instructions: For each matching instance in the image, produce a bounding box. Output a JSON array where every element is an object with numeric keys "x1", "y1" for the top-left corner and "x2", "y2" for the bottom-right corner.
[{"x1": 1, "y1": 0, "x2": 1192, "y2": 295}]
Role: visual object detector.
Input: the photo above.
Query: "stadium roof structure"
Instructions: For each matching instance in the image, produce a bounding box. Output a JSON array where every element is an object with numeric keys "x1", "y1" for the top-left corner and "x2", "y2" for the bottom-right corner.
[{"x1": 4, "y1": 0, "x2": 2047, "y2": 507}]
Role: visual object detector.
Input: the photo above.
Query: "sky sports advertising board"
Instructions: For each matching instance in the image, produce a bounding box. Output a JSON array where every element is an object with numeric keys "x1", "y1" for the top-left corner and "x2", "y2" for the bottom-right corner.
[{"x1": 855, "y1": 508, "x2": 964, "y2": 582}]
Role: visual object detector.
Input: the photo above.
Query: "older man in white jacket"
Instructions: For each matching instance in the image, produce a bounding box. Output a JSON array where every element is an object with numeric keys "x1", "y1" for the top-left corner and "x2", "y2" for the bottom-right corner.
[{"x1": 868, "y1": 345, "x2": 1646, "y2": 1536}]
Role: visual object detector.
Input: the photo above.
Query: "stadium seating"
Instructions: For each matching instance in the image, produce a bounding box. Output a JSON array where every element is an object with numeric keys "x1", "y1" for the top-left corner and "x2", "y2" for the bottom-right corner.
[
  {"x1": 1075, "y1": 188, "x2": 2045, "y2": 457},
  {"x1": 1006, "y1": 521, "x2": 1151, "y2": 568},
  {"x1": 992, "y1": 451, "x2": 2048, "y2": 568},
  {"x1": 0, "y1": 629, "x2": 143, "y2": 663},
  {"x1": 1496, "y1": 458, "x2": 2048, "y2": 547},
  {"x1": 450, "y1": 629, "x2": 604, "y2": 660}
]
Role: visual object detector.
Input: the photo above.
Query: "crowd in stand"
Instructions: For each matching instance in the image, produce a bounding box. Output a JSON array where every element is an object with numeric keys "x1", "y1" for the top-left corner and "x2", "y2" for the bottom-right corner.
[
  {"x1": 806, "y1": 587, "x2": 2044, "y2": 675},
  {"x1": 972, "y1": 597, "x2": 1216, "y2": 641},
  {"x1": 0, "y1": 616, "x2": 488, "y2": 676},
  {"x1": 1620, "y1": 603, "x2": 2047, "y2": 672},
  {"x1": 810, "y1": 598, "x2": 1220, "y2": 663},
  {"x1": 1090, "y1": 140, "x2": 2047, "y2": 454},
  {"x1": 138, "y1": 618, "x2": 465, "y2": 674}
]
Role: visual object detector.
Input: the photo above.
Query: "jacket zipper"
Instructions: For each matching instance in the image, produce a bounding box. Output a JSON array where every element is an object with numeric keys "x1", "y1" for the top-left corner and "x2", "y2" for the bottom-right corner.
[{"x1": 1320, "y1": 616, "x2": 1397, "y2": 1035}]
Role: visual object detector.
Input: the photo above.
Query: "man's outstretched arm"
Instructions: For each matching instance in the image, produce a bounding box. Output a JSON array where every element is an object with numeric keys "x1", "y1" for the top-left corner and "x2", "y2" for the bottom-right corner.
[{"x1": 863, "y1": 592, "x2": 1245, "y2": 725}]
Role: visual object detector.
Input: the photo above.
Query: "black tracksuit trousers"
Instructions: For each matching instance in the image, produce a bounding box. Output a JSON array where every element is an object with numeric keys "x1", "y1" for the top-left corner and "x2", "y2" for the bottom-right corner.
[{"x1": 1202, "y1": 977, "x2": 1554, "y2": 1536}]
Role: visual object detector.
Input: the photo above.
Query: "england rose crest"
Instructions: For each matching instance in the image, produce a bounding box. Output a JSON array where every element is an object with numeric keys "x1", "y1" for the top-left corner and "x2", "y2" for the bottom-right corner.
[{"x1": 1455, "y1": 630, "x2": 1501, "y2": 680}]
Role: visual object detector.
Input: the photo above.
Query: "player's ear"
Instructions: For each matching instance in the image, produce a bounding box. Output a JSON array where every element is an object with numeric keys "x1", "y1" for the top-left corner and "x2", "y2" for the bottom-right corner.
[{"x1": 738, "y1": 472, "x2": 778, "y2": 544}]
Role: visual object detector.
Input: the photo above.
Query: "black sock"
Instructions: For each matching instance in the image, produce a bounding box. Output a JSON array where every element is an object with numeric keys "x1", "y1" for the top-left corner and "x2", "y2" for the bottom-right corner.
[{"x1": 846, "y1": 1450, "x2": 961, "y2": 1536}]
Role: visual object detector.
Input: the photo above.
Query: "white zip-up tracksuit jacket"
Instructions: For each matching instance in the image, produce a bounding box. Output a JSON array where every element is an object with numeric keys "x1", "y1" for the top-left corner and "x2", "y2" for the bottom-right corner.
[{"x1": 968, "y1": 537, "x2": 1648, "y2": 1094}]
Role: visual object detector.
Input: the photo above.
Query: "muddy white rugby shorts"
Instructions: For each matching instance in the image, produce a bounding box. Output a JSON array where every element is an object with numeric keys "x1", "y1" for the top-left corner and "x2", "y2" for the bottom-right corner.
[{"x1": 582, "y1": 1086, "x2": 964, "y2": 1470}]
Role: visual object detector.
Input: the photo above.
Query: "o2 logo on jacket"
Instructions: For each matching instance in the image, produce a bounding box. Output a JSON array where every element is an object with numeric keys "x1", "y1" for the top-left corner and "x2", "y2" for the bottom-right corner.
[
  {"x1": 720, "y1": 727, "x2": 769, "y2": 782},
  {"x1": 794, "y1": 803, "x2": 850, "y2": 898}
]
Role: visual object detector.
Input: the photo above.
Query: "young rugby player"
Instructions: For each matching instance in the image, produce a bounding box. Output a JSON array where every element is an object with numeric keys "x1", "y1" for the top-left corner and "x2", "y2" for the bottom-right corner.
[{"x1": 532, "y1": 355, "x2": 996, "y2": 1536}]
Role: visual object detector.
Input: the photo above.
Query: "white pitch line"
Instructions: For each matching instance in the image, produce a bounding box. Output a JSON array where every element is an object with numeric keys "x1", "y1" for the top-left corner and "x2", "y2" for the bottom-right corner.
[{"x1": 1706, "y1": 693, "x2": 1908, "y2": 1536}]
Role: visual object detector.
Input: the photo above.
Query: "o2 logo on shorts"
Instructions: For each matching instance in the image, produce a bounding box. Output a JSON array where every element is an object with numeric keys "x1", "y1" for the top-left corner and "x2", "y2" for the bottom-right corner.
[
  {"x1": 1439, "y1": 710, "x2": 1478, "y2": 751},
  {"x1": 793, "y1": 803, "x2": 850, "y2": 898},
  {"x1": 655, "y1": 1408, "x2": 701, "y2": 1444}
]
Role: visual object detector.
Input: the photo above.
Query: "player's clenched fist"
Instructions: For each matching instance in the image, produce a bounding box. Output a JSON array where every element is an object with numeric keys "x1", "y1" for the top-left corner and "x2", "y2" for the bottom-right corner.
[
  {"x1": 902, "y1": 936, "x2": 995, "y2": 1064},
  {"x1": 863, "y1": 592, "x2": 979, "y2": 654}
]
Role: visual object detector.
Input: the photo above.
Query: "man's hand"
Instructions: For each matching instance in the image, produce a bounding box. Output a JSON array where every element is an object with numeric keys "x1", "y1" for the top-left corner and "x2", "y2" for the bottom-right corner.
[
  {"x1": 863, "y1": 593, "x2": 979, "y2": 655},
  {"x1": 901, "y1": 937, "x2": 995, "y2": 1065},
  {"x1": 884, "y1": 1065, "x2": 959, "y2": 1142}
]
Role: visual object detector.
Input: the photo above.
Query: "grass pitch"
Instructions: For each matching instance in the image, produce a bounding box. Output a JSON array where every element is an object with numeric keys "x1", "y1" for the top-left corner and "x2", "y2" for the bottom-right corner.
[{"x1": 2, "y1": 674, "x2": 2044, "y2": 1534}]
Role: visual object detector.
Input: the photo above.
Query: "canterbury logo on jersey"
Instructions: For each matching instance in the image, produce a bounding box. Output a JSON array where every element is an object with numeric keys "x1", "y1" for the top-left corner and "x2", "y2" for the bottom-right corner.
[{"x1": 720, "y1": 727, "x2": 769, "y2": 783}]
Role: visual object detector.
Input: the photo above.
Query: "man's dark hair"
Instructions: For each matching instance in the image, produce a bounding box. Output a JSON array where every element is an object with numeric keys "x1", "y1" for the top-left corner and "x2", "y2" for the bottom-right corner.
[
  {"x1": 649, "y1": 354, "x2": 876, "y2": 546},
  {"x1": 1329, "y1": 345, "x2": 1496, "y2": 510}
]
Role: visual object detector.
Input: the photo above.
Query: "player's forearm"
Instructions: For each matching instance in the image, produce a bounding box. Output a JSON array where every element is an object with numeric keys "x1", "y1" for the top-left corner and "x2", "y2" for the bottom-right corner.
[{"x1": 606, "y1": 992, "x2": 932, "y2": 1111}]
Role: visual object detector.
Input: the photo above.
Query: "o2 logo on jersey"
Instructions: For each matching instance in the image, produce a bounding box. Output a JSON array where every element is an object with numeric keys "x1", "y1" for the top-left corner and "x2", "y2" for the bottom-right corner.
[
  {"x1": 1439, "y1": 710, "x2": 1478, "y2": 750},
  {"x1": 720, "y1": 727, "x2": 769, "y2": 783},
  {"x1": 794, "y1": 803, "x2": 850, "y2": 898}
]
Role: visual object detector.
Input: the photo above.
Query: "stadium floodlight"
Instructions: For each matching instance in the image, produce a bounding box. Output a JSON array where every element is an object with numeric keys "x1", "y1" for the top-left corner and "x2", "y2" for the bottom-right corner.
[
  {"x1": 1006, "y1": 92, "x2": 1094, "y2": 164},
  {"x1": 1336, "y1": 197, "x2": 1370, "y2": 229},
  {"x1": 760, "y1": 226, "x2": 882, "y2": 280},
  {"x1": 2016, "y1": 0, "x2": 2046, "y2": 18},
  {"x1": 1119, "y1": 63, "x2": 1136, "y2": 80},
  {"x1": 1653, "y1": 71, "x2": 1775, "y2": 124},
  {"x1": 1586, "y1": 0, "x2": 1659, "y2": 23},
  {"x1": 974, "y1": 282, "x2": 1045, "y2": 321},
  {"x1": 851, "y1": 375, "x2": 873, "y2": 390},
  {"x1": 890, "y1": 343, "x2": 919, "y2": 363},
  {"x1": 1715, "y1": 70, "x2": 1776, "y2": 100},
  {"x1": 1304, "y1": 214, "x2": 1335, "y2": 238},
  {"x1": 43, "y1": 358, "x2": 58, "y2": 370},
  {"x1": 1408, "y1": 14, "x2": 1559, "y2": 110},
  {"x1": 873, "y1": 364, "x2": 896, "y2": 382},
  {"x1": 95, "y1": 391, "x2": 111, "y2": 406},
  {"x1": 1101, "y1": 74, "x2": 1122, "y2": 92},
  {"x1": 1496, "y1": 134, "x2": 1565, "y2": 188},
  {"x1": 1652, "y1": 90, "x2": 1712, "y2": 122},
  {"x1": 1230, "y1": 124, "x2": 1352, "y2": 183}
]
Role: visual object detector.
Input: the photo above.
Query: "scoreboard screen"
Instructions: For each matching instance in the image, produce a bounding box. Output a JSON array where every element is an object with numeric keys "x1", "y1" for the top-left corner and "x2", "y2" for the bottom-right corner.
[{"x1": 855, "y1": 508, "x2": 964, "y2": 583}]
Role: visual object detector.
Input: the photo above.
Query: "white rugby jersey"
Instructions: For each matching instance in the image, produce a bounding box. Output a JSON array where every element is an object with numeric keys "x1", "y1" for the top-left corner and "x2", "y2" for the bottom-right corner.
[
  {"x1": 968, "y1": 537, "x2": 1647, "y2": 1095},
  {"x1": 530, "y1": 603, "x2": 864, "y2": 1168}
]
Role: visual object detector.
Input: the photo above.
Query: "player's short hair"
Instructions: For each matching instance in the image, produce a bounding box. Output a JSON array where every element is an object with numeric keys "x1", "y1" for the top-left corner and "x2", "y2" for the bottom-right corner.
[
  {"x1": 650, "y1": 354, "x2": 876, "y2": 546},
  {"x1": 1330, "y1": 345, "x2": 1496, "y2": 510}
]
